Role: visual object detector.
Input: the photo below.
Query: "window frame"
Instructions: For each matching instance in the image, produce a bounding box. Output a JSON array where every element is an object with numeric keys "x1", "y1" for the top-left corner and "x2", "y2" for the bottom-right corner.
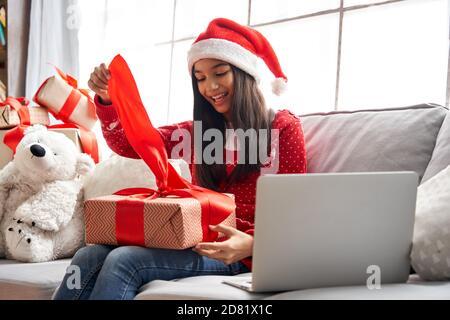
[{"x1": 143, "y1": 0, "x2": 450, "y2": 120}]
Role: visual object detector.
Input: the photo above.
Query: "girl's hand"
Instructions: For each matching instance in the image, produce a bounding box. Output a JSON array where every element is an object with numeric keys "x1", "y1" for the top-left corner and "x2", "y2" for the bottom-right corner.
[
  {"x1": 88, "y1": 63, "x2": 111, "y2": 104},
  {"x1": 193, "y1": 224, "x2": 253, "y2": 265}
]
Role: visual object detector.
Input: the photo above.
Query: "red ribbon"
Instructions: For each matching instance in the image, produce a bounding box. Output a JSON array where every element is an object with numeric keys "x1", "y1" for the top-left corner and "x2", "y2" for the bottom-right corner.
[
  {"x1": 57, "y1": 88, "x2": 82, "y2": 123},
  {"x1": 33, "y1": 66, "x2": 97, "y2": 129},
  {"x1": 108, "y1": 54, "x2": 235, "y2": 245},
  {"x1": 116, "y1": 196, "x2": 145, "y2": 246}
]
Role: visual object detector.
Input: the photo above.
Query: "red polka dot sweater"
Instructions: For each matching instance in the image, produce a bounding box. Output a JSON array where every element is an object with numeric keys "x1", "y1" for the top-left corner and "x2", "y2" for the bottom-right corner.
[{"x1": 94, "y1": 96, "x2": 307, "y2": 270}]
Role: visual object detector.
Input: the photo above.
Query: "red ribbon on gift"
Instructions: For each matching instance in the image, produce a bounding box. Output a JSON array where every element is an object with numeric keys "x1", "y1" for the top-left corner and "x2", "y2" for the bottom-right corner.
[
  {"x1": 108, "y1": 54, "x2": 235, "y2": 246},
  {"x1": 33, "y1": 66, "x2": 97, "y2": 129},
  {"x1": 2, "y1": 96, "x2": 99, "y2": 163}
]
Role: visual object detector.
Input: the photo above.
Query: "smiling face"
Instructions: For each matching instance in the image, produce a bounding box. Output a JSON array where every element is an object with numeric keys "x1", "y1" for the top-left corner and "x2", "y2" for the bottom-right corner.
[{"x1": 193, "y1": 58, "x2": 234, "y2": 121}]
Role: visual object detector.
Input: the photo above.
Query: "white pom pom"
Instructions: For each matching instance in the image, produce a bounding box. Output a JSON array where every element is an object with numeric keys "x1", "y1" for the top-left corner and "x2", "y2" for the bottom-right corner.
[{"x1": 271, "y1": 77, "x2": 287, "y2": 96}]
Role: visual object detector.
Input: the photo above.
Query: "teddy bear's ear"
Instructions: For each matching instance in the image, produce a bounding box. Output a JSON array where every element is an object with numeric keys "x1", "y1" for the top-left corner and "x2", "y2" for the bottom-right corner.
[
  {"x1": 24, "y1": 124, "x2": 47, "y2": 135},
  {"x1": 76, "y1": 153, "x2": 95, "y2": 176}
]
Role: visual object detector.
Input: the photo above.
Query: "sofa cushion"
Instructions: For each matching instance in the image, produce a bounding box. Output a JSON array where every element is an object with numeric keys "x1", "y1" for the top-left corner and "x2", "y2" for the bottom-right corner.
[
  {"x1": 135, "y1": 273, "x2": 271, "y2": 300},
  {"x1": 0, "y1": 258, "x2": 71, "y2": 300},
  {"x1": 300, "y1": 104, "x2": 447, "y2": 182},
  {"x1": 422, "y1": 108, "x2": 450, "y2": 182},
  {"x1": 410, "y1": 164, "x2": 450, "y2": 280},
  {"x1": 266, "y1": 275, "x2": 450, "y2": 300}
]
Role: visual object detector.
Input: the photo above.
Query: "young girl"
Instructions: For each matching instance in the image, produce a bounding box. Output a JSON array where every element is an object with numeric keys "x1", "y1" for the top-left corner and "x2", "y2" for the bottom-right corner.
[{"x1": 54, "y1": 18, "x2": 307, "y2": 300}]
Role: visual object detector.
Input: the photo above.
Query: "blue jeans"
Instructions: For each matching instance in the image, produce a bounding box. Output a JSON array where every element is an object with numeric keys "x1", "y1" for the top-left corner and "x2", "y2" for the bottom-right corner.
[{"x1": 53, "y1": 245, "x2": 250, "y2": 300}]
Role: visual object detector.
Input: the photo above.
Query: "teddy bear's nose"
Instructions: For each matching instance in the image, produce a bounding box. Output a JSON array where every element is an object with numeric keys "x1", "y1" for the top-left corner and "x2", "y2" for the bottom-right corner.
[{"x1": 30, "y1": 144, "x2": 46, "y2": 157}]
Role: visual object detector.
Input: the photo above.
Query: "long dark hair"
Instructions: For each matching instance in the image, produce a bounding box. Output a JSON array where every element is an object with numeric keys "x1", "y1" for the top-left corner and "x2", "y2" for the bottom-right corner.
[{"x1": 192, "y1": 65, "x2": 275, "y2": 191}]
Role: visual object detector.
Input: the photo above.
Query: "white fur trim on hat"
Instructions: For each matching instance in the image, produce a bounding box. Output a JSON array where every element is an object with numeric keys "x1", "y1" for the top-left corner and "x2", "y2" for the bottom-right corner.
[{"x1": 187, "y1": 38, "x2": 261, "y2": 83}]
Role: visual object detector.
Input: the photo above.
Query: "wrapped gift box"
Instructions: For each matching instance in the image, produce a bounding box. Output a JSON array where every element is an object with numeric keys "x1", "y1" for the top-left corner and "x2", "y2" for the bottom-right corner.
[
  {"x1": 0, "y1": 105, "x2": 50, "y2": 129},
  {"x1": 34, "y1": 76, "x2": 98, "y2": 130},
  {"x1": 0, "y1": 128, "x2": 82, "y2": 169},
  {"x1": 85, "y1": 193, "x2": 236, "y2": 249}
]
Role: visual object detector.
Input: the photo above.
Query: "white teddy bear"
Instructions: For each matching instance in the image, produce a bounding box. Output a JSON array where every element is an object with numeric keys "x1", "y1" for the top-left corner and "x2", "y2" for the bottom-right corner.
[{"x1": 0, "y1": 125, "x2": 94, "y2": 262}]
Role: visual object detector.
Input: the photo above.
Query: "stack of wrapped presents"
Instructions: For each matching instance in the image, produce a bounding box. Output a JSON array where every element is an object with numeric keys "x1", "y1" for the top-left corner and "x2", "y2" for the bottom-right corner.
[
  {"x1": 0, "y1": 57, "x2": 236, "y2": 252},
  {"x1": 0, "y1": 68, "x2": 99, "y2": 169}
]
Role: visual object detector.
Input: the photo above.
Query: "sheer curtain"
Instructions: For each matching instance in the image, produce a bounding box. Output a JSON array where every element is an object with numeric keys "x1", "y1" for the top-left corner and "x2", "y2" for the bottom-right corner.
[
  {"x1": 26, "y1": 0, "x2": 80, "y2": 101},
  {"x1": 7, "y1": 0, "x2": 31, "y2": 97}
]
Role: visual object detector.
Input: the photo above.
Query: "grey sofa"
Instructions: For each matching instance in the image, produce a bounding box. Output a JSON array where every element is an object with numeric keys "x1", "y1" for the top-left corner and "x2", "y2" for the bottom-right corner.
[{"x1": 1, "y1": 103, "x2": 450, "y2": 300}]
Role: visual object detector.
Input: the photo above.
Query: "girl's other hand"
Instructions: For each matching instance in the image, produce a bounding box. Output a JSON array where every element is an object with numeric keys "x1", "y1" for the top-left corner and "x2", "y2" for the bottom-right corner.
[{"x1": 193, "y1": 224, "x2": 253, "y2": 265}]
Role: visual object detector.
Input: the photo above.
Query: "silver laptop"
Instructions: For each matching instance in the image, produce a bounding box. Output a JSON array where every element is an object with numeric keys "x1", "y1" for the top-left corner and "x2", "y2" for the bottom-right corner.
[{"x1": 223, "y1": 172, "x2": 418, "y2": 292}]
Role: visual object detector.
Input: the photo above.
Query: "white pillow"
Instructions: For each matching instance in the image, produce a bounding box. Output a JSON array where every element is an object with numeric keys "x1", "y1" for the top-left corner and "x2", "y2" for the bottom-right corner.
[
  {"x1": 83, "y1": 155, "x2": 192, "y2": 200},
  {"x1": 411, "y1": 164, "x2": 450, "y2": 280}
]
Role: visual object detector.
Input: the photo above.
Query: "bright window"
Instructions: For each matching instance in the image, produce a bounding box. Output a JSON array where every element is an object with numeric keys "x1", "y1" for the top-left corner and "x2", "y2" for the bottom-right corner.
[
  {"x1": 77, "y1": 0, "x2": 449, "y2": 125},
  {"x1": 251, "y1": 0, "x2": 340, "y2": 25},
  {"x1": 339, "y1": 0, "x2": 449, "y2": 109},
  {"x1": 345, "y1": 0, "x2": 394, "y2": 6},
  {"x1": 255, "y1": 14, "x2": 340, "y2": 115},
  {"x1": 174, "y1": 0, "x2": 248, "y2": 40}
]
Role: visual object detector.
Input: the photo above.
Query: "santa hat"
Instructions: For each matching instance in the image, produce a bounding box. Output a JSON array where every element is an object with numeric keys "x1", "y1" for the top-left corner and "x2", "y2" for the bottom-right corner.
[{"x1": 187, "y1": 18, "x2": 287, "y2": 96}]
